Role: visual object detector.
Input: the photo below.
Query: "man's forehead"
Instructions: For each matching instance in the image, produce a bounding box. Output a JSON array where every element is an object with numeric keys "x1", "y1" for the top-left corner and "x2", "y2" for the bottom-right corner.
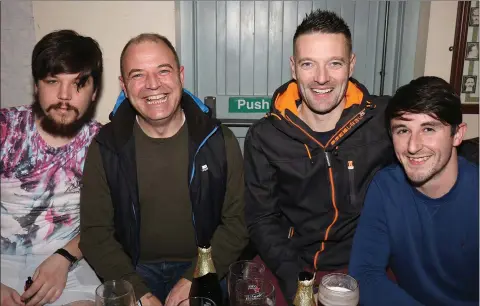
[
  {"x1": 294, "y1": 32, "x2": 350, "y2": 58},
  {"x1": 295, "y1": 32, "x2": 348, "y2": 46},
  {"x1": 45, "y1": 72, "x2": 83, "y2": 79},
  {"x1": 125, "y1": 41, "x2": 174, "y2": 59},
  {"x1": 122, "y1": 41, "x2": 177, "y2": 71},
  {"x1": 391, "y1": 113, "x2": 442, "y2": 124}
]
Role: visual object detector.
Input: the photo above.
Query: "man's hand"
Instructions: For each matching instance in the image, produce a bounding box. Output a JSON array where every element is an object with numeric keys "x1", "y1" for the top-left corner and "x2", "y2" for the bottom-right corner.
[
  {"x1": 164, "y1": 278, "x2": 192, "y2": 306},
  {"x1": 140, "y1": 293, "x2": 163, "y2": 306},
  {"x1": 1, "y1": 283, "x2": 24, "y2": 306},
  {"x1": 21, "y1": 253, "x2": 70, "y2": 306}
]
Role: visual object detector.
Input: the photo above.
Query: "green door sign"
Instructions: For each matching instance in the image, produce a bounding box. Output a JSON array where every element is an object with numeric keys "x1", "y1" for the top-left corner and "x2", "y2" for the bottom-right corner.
[{"x1": 228, "y1": 97, "x2": 271, "y2": 113}]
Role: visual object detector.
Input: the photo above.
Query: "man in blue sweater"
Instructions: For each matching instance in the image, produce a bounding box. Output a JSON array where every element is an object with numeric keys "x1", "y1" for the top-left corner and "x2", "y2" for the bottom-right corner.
[{"x1": 349, "y1": 76, "x2": 479, "y2": 306}]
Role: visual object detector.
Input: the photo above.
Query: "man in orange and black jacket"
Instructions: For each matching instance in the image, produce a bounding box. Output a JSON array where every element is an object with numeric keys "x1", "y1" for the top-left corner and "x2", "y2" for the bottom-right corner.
[{"x1": 244, "y1": 9, "x2": 477, "y2": 303}]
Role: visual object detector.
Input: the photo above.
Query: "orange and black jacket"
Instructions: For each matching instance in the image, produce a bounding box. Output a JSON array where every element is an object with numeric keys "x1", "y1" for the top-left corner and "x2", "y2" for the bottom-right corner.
[{"x1": 244, "y1": 78, "x2": 395, "y2": 301}]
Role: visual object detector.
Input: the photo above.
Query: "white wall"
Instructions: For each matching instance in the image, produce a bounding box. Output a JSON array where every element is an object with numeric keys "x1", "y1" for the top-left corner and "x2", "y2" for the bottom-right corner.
[
  {"x1": 1, "y1": 0, "x2": 36, "y2": 108},
  {"x1": 424, "y1": 1, "x2": 456, "y2": 81},
  {"x1": 424, "y1": 1, "x2": 479, "y2": 140},
  {"x1": 32, "y1": 1, "x2": 176, "y2": 124}
]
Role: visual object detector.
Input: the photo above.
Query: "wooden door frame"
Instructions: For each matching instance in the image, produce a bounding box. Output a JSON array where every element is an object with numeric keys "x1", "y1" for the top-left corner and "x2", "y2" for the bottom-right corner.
[{"x1": 450, "y1": 1, "x2": 479, "y2": 114}]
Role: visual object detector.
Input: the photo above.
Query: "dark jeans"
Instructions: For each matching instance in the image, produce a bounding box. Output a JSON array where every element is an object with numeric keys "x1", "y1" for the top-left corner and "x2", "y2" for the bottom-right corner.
[
  {"x1": 136, "y1": 261, "x2": 192, "y2": 303},
  {"x1": 136, "y1": 261, "x2": 228, "y2": 305}
]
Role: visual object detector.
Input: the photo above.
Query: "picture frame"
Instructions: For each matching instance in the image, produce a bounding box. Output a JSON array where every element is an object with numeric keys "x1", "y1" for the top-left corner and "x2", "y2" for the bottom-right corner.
[
  {"x1": 465, "y1": 42, "x2": 479, "y2": 61},
  {"x1": 469, "y1": 5, "x2": 479, "y2": 27},
  {"x1": 450, "y1": 2, "x2": 479, "y2": 114},
  {"x1": 461, "y1": 75, "x2": 477, "y2": 94}
]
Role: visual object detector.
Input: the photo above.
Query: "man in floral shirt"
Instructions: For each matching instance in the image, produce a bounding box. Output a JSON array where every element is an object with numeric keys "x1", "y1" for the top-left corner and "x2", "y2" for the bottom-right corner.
[{"x1": 1, "y1": 29, "x2": 103, "y2": 306}]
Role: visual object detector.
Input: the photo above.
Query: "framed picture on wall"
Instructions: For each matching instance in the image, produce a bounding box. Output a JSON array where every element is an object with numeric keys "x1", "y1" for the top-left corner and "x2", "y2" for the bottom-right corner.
[
  {"x1": 465, "y1": 42, "x2": 479, "y2": 61},
  {"x1": 461, "y1": 75, "x2": 477, "y2": 93},
  {"x1": 450, "y1": 1, "x2": 479, "y2": 114},
  {"x1": 469, "y1": 6, "x2": 479, "y2": 27}
]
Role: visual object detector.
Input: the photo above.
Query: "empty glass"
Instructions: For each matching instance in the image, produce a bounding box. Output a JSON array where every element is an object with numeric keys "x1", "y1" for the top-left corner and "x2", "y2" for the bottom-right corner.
[
  {"x1": 228, "y1": 260, "x2": 265, "y2": 304},
  {"x1": 234, "y1": 279, "x2": 275, "y2": 306},
  {"x1": 317, "y1": 273, "x2": 359, "y2": 306},
  {"x1": 177, "y1": 297, "x2": 217, "y2": 306},
  {"x1": 95, "y1": 280, "x2": 136, "y2": 306}
]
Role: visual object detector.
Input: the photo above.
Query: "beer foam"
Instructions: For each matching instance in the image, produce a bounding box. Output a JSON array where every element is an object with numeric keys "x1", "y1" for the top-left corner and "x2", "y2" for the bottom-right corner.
[{"x1": 326, "y1": 286, "x2": 352, "y2": 292}]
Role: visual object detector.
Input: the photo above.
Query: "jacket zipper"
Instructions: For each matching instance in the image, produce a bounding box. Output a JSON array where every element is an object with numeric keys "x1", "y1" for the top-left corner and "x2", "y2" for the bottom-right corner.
[
  {"x1": 285, "y1": 110, "x2": 367, "y2": 270},
  {"x1": 188, "y1": 125, "x2": 220, "y2": 245},
  {"x1": 314, "y1": 151, "x2": 340, "y2": 269},
  {"x1": 131, "y1": 202, "x2": 140, "y2": 265},
  {"x1": 285, "y1": 114, "x2": 338, "y2": 270},
  {"x1": 348, "y1": 160, "x2": 356, "y2": 206}
]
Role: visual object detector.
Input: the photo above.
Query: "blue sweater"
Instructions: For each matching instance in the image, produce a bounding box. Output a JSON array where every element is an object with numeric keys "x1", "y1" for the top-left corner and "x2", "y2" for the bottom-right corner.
[{"x1": 349, "y1": 157, "x2": 479, "y2": 306}]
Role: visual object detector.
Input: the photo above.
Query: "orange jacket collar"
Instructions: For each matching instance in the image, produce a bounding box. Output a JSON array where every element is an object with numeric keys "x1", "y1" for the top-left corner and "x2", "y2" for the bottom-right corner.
[{"x1": 273, "y1": 81, "x2": 364, "y2": 117}]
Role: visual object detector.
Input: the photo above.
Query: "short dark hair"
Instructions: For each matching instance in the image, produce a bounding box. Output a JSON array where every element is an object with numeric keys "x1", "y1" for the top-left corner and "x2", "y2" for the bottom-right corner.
[
  {"x1": 120, "y1": 33, "x2": 180, "y2": 78},
  {"x1": 31, "y1": 29, "x2": 103, "y2": 91},
  {"x1": 294, "y1": 9, "x2": 352, "y2": 54},
  {"x1": 385, "y1": 76, "x2": 462, "y2": 136}
]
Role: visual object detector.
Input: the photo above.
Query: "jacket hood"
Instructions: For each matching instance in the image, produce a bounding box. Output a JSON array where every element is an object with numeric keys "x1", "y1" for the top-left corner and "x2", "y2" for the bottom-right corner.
[{"x1": 267, "y1": 78, "x2": 378, "y2": 149}]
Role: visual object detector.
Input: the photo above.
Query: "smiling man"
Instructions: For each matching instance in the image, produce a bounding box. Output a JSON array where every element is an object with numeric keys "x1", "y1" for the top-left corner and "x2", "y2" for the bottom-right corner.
[
  {"x1": 79, "y1": 33, "x2": 248, "y2": 306},
  {"x1": 349, "y1": 76, "x2": 479, "y2": 306},
  {"x1": 1, "y1": 30, "x2": 103, "y2": 306},
  {"x1": 243, "y1": 9, "x2": 396, "y2": 303}
]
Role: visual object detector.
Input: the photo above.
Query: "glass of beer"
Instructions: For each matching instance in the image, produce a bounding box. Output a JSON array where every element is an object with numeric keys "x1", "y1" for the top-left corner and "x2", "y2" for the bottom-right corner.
[{"x1": 317, "y1": 273, "x2": 359, "y2": 306}]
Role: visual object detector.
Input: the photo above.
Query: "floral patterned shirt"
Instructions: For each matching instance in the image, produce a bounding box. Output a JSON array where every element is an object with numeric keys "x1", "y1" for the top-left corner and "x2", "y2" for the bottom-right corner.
[{"x1": 0, "y1": 106, "x2": 101, "y2": 255}]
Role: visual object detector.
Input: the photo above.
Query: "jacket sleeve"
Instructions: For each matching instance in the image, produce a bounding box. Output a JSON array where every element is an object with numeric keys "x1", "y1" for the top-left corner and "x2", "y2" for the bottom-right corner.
[
  {"x1": 349, "y1": 180, "x2": 423, "y2": 306},
  {"x1": 79, "y1": 141, "x2": 150, "y2": 300},
  {"x1": 244, "y1": 125, "x2": 303, "y2": 302},
  {"x1": 203, "y1": 125, "x2": 249, "y2": 279}
]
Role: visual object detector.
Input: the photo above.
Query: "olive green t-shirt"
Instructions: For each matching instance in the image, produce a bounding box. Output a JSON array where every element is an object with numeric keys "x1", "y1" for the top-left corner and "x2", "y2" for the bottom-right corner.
[{"x1": 134, "y1": 121, "x2": 197, "y2": 262}]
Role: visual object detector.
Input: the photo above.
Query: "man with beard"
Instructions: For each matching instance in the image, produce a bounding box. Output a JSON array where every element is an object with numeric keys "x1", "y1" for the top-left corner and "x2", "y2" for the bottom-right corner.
[
  {"x1": 1, "y1": 30, "x2": 103, "y2": 306},
  {"x1": 350, "y1": 76, "x2": 479, "y2": 306},
  {"x1": 79, "y1": 33, "x2": 247, "y2": 306}
]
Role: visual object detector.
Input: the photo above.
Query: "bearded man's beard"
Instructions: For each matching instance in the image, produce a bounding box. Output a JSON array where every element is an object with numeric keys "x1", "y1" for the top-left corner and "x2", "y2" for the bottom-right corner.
[{"x1": 32, "y1": 96, "x2": 95, "y2": 138}]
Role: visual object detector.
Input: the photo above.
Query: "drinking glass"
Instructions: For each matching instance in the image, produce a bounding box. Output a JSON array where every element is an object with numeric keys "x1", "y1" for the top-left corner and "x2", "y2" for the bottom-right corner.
[
  {"x1": 95, "y1": 280, "x2": 136, "y2": 306},
  {"x1": 317, "y1": 273, "x2": 359, "y2": 306},
  {"x1": 234, "y1": 279, "x2": 275, "y2": 306},
  {"x1": 228, "y1": 261, "x2": 265, "y2": 303},
  {"x1": 177, "y1": 297, "x2": 217, "y2": 306}
]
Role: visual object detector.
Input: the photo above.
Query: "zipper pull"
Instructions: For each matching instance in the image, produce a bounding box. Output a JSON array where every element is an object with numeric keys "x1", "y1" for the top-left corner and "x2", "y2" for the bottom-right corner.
[
  {"x1": 304, "y1": 144, "x2": 314, "y2": 164},
  {"x1": 288, "y1": 227, "x2": 295, "y2": 239},
  {"x1": 324, "y1": 151, "x2": 332, "y2": 168}
]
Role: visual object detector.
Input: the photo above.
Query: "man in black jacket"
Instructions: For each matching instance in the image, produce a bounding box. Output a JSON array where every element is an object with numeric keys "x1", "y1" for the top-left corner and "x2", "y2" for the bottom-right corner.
[
  {"x1": 79, "y1": 33, "x2": 248, "y2": 306},
  {"x1": 244, "y1": 9, "x2": 396, "y2": 303}
]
